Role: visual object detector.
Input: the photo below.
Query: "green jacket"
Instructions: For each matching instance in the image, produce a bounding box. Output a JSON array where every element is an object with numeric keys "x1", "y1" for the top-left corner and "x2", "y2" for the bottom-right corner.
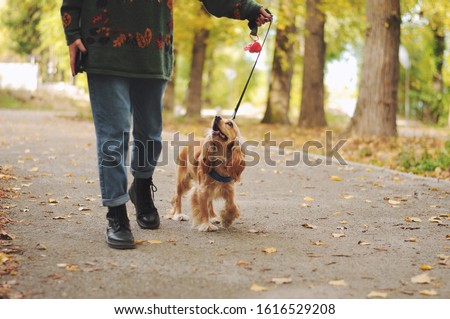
[{"x1": 61, "y1": 0, "x2": 263, "y2": 80}]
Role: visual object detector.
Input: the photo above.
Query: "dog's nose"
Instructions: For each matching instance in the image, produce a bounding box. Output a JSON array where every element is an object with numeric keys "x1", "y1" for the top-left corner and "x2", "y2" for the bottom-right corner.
[{"x1": 215, "y1": 115, "x2": 222, "y2": 121}]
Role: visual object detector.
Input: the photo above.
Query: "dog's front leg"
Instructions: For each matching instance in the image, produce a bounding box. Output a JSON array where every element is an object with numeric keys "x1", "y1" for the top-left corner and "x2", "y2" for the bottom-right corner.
[
  {"x1": 221, "y1": 188, "x2": 240, "y2": 229},
  {"x1": 191, "y1": 187, "x2": 218, "y2": 232}
]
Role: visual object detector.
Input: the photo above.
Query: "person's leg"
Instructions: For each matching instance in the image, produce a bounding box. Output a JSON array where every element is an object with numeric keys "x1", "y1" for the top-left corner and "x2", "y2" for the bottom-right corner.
[
  {"x1": 87, "y1": 73, "x2": 135, "y2": 249},
  {"x1": 128, "y1": 78, "x2": 168, "y2": 229}
]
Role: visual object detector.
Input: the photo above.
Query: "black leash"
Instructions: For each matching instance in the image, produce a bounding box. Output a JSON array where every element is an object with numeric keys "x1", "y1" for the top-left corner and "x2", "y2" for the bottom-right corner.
[{"x1": 231, "y1": 16, "x2": 273, "y2": 120}]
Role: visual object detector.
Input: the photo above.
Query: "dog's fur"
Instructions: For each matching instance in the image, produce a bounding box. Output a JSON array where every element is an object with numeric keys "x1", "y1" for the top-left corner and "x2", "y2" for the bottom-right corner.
[{"x1": 167, "y1": 116, "x2": 245, "y2": 231}]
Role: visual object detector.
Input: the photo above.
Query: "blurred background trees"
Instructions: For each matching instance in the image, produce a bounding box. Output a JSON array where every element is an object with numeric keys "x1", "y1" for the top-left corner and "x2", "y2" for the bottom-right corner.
[{"x1": 0, "y1": 0, "x2": 449, "y2": 136}]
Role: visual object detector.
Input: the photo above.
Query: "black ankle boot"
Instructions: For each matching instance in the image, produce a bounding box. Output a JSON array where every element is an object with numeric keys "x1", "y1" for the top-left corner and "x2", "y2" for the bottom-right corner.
[
  {"x1": 106, "y1": 204, "x2": 136, "y2": 249},
  {"x1": 129, "y1": 177, "x2": 160, "y2": 229}
]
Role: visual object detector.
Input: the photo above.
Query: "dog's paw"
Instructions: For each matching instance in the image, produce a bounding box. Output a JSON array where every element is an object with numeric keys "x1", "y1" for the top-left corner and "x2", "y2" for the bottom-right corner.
[
  {"x1": 171, "y1": 213, "x2": 190, "y2": 221},
  {"x1": 198, "y1": 223, "x2": 218, "y2": 232},
  {"x1": 210, "y1": 217, "x2": 221, "y2": 224}
]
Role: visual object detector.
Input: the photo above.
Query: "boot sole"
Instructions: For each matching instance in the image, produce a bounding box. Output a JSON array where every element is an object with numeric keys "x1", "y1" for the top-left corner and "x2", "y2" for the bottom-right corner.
[{"x1": 106, "y1": 236, "x2": 136, "y2": 250}]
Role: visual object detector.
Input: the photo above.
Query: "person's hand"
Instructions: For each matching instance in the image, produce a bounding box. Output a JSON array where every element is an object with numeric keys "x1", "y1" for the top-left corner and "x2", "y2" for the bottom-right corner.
[
  {"x1": 68, "y1": 39, "x2": 87, "y2": 77},
  {"x1": 255, "y1": 7, "x2": 272, "y2": 26}
]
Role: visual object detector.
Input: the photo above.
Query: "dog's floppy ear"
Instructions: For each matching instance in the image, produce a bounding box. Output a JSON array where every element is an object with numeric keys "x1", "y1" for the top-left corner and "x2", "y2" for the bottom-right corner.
[
  {"x1": 227, "y1": 143, "x2": 245, "y2": 181},
  {"x1": 200, "y1": 140, "x2": 216, "y2": 176}
]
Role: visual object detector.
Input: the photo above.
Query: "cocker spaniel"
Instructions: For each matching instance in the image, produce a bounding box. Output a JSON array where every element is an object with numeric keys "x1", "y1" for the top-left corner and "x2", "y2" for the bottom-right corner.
[{"x1": 167, "y1": 116, "x2": 245, "y2": 232}]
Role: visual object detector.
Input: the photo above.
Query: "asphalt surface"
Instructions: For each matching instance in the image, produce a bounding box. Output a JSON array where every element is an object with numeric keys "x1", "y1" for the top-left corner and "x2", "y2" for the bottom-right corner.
[{"x1": 0, "y1": 109, "x2": 449, "y2": 299}]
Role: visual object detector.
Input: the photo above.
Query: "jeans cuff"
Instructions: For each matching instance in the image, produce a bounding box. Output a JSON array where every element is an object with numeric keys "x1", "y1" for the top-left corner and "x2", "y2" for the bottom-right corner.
[{"x1": 102, "y1": 193, "x2": 129, "y2": 207}]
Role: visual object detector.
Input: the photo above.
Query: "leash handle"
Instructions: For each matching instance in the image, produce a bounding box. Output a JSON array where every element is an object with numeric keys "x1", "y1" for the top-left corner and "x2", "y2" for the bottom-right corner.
[{"x1": 232, "y1": 15, "x2": 273, "y2": 120}]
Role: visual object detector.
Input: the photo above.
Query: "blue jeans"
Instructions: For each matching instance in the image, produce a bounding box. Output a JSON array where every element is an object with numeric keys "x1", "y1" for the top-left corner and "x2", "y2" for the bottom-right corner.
[{"x1": 87, "y1": 74, "x2": 167, "y2": 207}]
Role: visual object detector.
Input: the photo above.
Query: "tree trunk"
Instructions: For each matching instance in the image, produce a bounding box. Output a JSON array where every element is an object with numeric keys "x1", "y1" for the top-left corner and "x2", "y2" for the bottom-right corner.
[
  {"x1": 346, "y1": 0, "x2": 400, "y2": 137},
  {"x1": 431, "y1": 28, "x2": 445, "y2": 124},
  {"x1": 262, "y1": 1, "x2": 296, "y2": 125},
  {"x1": 298, "y1": 0, "x2": 327, "y2": 128},
  {"x1": 185, "y1": 27, "x2": 210, "y2": 117}
]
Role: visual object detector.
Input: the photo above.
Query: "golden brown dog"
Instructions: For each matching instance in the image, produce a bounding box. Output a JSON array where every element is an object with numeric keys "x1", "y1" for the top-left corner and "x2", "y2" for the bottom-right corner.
[{"x1": 167, "y1": 116, "x2": 245, "y2": 231}]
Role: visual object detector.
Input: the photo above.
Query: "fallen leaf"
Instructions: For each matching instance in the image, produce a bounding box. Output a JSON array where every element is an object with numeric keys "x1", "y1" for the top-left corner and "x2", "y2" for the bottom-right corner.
[
  {"x1": 419, "y1": 289, "x2": 438, "y2": 296},
  {"x1": 343, "y1": 195, "x2": 353, "y2": 199},
  {"x1": 367, "y1": 291, "x2": 388, "y2": 298},
  {"x1": 35, "y1": 243, "x2": 47, "y2": 250},
  {"x1": 236, "y1": 261, "x2": 251, "y2": 267},
  {"x1": 339, "y1": 220, "x2": 348, "y2": 224},
  {"x1": 446, "y1": 235, "x2": 450, "y2": 240},
  {"x1": 147, "y1": 240, "x2": 162, "y2": 244},
  {"x1": 358, "y1": 241, "x2": 371, "y2": 246},
  {"x1": 419, "y1": 265, "x2": 433, "y2": 271},
  {"x1": 271, "y1": 277, "x2": 292, "y2": 285},
  {"x1": 303, "y1": 196, "x2": 314, "y2": 202},
  {"x1": 64, "y1": 264, "x2": 81, "y2": 272},
  {"x1": 428, "y1": 216, "x2": 442, "y2": 223},
  {"x1": 328, "y1": 280, "x2": 347, "y2": 286},
  {"x1": 332, "y1": 233, "x2": 346, "y2": 238},
  {"x1": 30, "y1": 167, "x2": 39, "y2": 172},
  {"x1": 388, "y1": 199, "x2": 401, "y2": 205},
  {"x1": 411, "y1": 273, "x2": 433, "y2": 284},
  {"x1": 405, "y1": 217, "x2": 422, "y2": 223},
  {"x1": 250, "y1": 284, "x2": 268, "y2": 292},
  {"x1": 78, "y1": 207, "x2": 91, "y2": 211},
  {"x1": 47, "y1": 198, "x2": 59, "y2": 204},
  {"x1": 262, "y1": 247, "x2": 277, "y2": 254},
  {"x1": 405, "y1": 238, "x2": 417, "y2": 242},
  {"x1": 330, "y1": 176, "x2": 342, "y2": 181},
  {"x1": 52, "y1": 216, "x2": 67, "y2": 220},
  {"x1": 302, "y1": 224, "x2": 318, "y2": 229},
  {"x1": 310, "y1": 240, "x2": 324, "y2": 246}
]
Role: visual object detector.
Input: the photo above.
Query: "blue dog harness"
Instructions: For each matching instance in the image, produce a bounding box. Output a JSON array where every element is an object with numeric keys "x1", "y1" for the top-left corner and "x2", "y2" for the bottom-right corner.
[{"x1": 208, "y1": 169, "x2": 233, "y2": 183}]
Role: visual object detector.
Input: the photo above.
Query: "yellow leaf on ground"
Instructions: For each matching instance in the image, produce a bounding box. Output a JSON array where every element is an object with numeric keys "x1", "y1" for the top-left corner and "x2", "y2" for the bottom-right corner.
[
  {"x1": 271, "y1": 277, "x2": 292, "y2": 285},
  {"x1": 304, "y1": 196, "x2": 314, "y2": 202},
  {"x1": 135, "y1": 240, "x2": 145, "y2": 245},
  {"x1": 47, "y1": 198, "x2": 59, "y2": 203},
  {"x1": 343, "y1": 195, "x2": 353, "y2": 199},
  {"x1": 148, "y1": 240, "x2": 162, "y2": 244},
  {"x1": 262, "y1": 247, "x2": 277, "y2": 254},
  {"x1": 419, "y1": 265, "x2": 433, "y2": 271},
  {"x1": 358, "y1": 241, "x2": 371, "y2": 246},
  {"x1": 332, "y1": 233, "x2": 346, "y2": 238},
  {"x1": 411, "y1": 273, "x2": 432, "y2": 284},
  {"x1": 328, "y1": 280, "x2": 347, "y2": 286},
  {"x1": 236, "y1": 261, "x2": 251, "y2": 267},
  {"x1": 388, "y1": 199, "x2": 401, "y2": 205},
  {"x1": 250, "y1": 284, "x2": 268, "y2": 292},
  {"x1": 405, "y1": 238, "x2": 417, "y2": 242},
  {"x1": 419, "y1": 289, "x2": 438, "y2": 296},
  {"x1": 330, "y1": 176, "x2": 342, "y2": 181},
  {"x1": 405, "y1": 217, "x2": 422, "y2": 223},
  {"x1": 310, "y1": 240, "x2": 324, "y2": 246},
  {"x1": 302, "y1": 224, "x2": 318, "y2": 229},
  {"x1": 367, "y1": 291, "x2": 388, "y2": 299},
  {"x1": 30, "y1": 167, "x2": 39, "y2": 172}
]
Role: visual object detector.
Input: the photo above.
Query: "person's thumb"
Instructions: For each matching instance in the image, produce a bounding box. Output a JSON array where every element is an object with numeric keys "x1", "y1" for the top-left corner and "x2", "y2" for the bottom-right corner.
[{"x1": 76, "y1": 40, "x2": 87, "y2": 53}]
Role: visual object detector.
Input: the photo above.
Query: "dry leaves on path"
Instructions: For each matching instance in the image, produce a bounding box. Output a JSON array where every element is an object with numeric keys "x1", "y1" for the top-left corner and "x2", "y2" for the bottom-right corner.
[
  {"x1": 262, "y1": 247, "x2": 277, "y2": 254},
  {"x1": 250, "y1": 284, "x2": 268, "y2": 292},
  {"x1": 367, "y1": 291, "x2": 388, "y2": 298}
]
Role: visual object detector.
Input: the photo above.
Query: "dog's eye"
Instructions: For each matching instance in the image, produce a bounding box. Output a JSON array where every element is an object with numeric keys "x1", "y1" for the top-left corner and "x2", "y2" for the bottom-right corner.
[{"x1": 226, "y1": 122, "x2": 233, "y2": 127}]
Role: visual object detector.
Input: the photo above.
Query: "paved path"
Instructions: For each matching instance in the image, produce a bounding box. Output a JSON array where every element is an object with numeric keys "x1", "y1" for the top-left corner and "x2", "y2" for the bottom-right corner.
[{"x1": 0, "y1": 109, "x2": 449, "y2": 299}]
